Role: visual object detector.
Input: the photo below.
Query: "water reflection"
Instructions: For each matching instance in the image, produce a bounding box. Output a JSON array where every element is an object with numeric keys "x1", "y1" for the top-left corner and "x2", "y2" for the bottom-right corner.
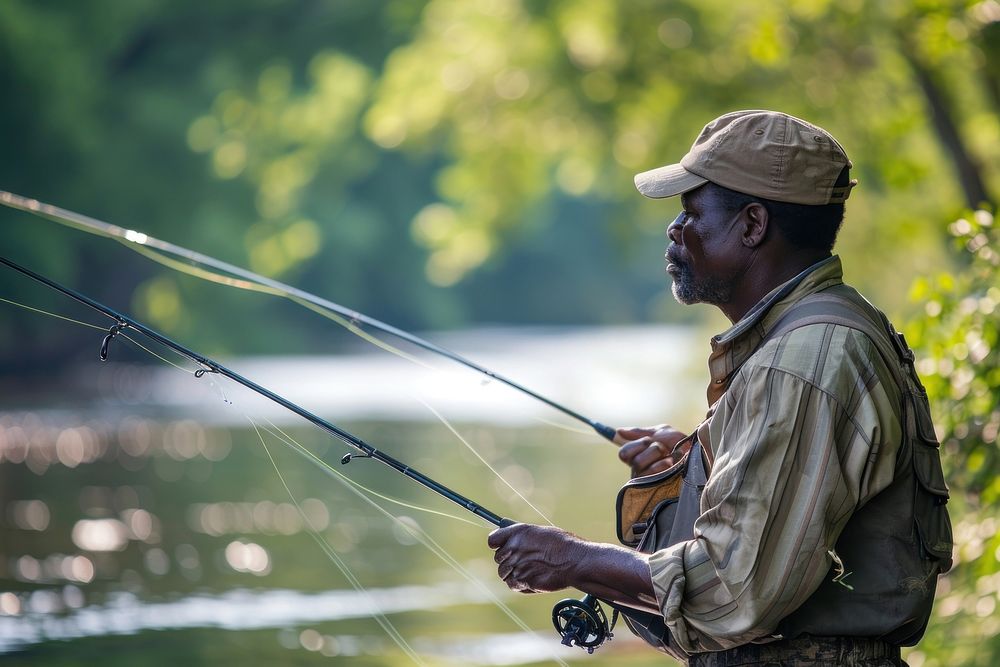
[
  {"x1": 72, "y1": 519, "x2": 129, "y2": 552},
  {"x1": 13, "y1": 553, "x2": 94, "y2": 585},
  {"x1": 0, "y1": 412, "x2": 232, "y2": 472},
  {"x1": 0, "y1": 583, "x2": 500, "y2": 652},
  {"x1": 8, "y1": 499, "x2": 50, "y2": 531},
  {"x1": 0, "y1": 581, "x2": 607, "y2": 664},
  {"x1": 2, "y1": 327, "x2": 704, "y2": 665},
  {"x1": 224, "y1": 540, "x2": 271, "y2": 575},
  {"x1": 1, "y1": 409, "x2": 672, "y2": 664}
]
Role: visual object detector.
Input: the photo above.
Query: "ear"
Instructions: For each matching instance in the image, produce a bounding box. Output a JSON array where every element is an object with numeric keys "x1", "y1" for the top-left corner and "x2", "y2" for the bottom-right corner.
[{"x1": 740, "y1": 203, "x2": 769, "y2": 248}]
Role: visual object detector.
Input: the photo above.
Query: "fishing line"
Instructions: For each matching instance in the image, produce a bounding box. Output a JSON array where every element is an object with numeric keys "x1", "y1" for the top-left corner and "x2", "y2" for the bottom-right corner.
[
  {"x1": 0, "y1": 190, "x2": 618, "y2": 441},
  {"x1": 385, "y1": 510, "x2": 573, "y2": 667},
  {"x1": 122, "y1": 335, "x2": 200, "y2": 376},
  {"x1": 0, "y1": 295, "x2": 196, "y2": 375},
  {"x1": 133, "y1": 240, "x2": 435, "y2": 369},
  {"x1": 286, "y1": 294, "x2": 435, "y2": 369},
  {"x1": 0, "y1": 252, "x2": 510, "y2": 526},
  {"x1": 257, "y1": 417, "x2": 481, "y2": 527},
  {"x1": 0, "y1": 292, "x2": 532, "y2": 528},
  {"x1": 255, "y1": 420, "x2": 570, "y2": 667},
  {"x1": 0, "y1": 292, "x2": 427, "y2": 662},
  {"x1": 0, "y1": 287, "x2": 546, "y2": 660},
  {"x1": 416, "y1": 398, "x2": 555, "y2": 527},
  {"x1": 250, "y1": 417, "x2": 570, "y2": 667},
  {"x1": 0, "y1": 296, "x2": 107, "y2": 331},
  {"x1": 0, "y1": 259, "x2": 602, "y2": 660},
  {"x1": 532, "y1": 416, "x2": 595, "y2": 436},
  {"x1": 251, "y1": 419, "x2": 428, "y2": 667}
]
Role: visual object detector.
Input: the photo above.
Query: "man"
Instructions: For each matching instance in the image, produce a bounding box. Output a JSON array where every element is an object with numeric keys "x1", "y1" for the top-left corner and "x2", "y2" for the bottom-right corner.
[{"x1": 488, "y1": 110, "x2": 952, "y2": 666}]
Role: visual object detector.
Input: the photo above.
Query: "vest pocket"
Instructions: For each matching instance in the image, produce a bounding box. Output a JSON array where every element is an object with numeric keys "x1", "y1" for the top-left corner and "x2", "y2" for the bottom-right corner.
[
  {"x1": 637, "y1": 498, "x2": 679, "y2": 553},
  {"x1": 909, "y1": 392, "x2": 953, "y2": 571}
]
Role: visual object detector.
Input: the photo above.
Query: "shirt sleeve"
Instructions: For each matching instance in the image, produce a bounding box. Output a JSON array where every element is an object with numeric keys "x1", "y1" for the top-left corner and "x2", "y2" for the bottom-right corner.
[{"x1": 647, "y1": 358, "x2": 899, "y2": 653}]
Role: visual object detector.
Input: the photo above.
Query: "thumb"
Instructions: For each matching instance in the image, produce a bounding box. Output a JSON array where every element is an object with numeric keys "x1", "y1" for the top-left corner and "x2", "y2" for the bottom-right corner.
[{"x1": 615, "y1": 426, "x2": 655, "y2": 443}]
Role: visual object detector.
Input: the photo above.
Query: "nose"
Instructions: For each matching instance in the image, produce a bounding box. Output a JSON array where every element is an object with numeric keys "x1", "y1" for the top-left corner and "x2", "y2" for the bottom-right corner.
[{"x1": 667, "y1": 212, "x2": 684, "y2": 244}]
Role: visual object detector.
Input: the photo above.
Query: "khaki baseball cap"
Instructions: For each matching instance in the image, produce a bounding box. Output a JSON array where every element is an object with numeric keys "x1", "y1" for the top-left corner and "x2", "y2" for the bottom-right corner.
[{"x1": 634, "y1": 110, "x2": 857, "y2": 205}]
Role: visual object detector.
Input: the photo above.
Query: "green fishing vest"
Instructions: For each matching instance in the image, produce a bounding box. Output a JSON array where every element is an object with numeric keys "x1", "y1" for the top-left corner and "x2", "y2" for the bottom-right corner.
[
  {"x1": 770, "y1": 284, "x2": 952, "y2": 645},
  {"x1": 614, "y1": 283, "x2": 953, "y2": 654}
]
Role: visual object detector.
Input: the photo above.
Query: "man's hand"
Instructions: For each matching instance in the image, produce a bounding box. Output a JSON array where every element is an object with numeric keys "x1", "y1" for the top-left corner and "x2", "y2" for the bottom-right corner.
[
  {"x1": 487, "y1": 523, "x2": 661, "y2": 613},
  {"x1": 487, "y1": 523, "x2": 581, "y2": 594},
  {"x1": 616, "y1": 424, "x2": 690, "y2": 478}
]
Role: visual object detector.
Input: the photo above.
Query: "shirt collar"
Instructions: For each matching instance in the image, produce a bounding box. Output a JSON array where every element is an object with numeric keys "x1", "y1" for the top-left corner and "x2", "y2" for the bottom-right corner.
[{"x1": 705, "y1": 255, "x2": 844, "y2": 404}]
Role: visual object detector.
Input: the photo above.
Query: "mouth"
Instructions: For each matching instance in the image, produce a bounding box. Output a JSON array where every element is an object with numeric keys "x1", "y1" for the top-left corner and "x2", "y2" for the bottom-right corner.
[{"x1": 664, "y1": 248, "x2": 684, "y2": 274}]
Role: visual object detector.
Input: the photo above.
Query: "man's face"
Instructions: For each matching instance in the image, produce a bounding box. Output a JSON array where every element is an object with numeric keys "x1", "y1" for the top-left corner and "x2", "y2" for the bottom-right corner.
[{"x1": 665, "y1": 184, "x2": 747, "y2": 306}]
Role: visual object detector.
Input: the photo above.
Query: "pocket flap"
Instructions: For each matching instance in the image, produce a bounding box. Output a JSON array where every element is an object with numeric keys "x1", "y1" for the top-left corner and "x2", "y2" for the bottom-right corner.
[
  {"x1": 616, "y1": 454, "x2": 687, "y2": 546},
  {"x1": 913, "y1": 439, "x2": 949, "y2": 498},
  {"x1": 912, "y1": 390, "x2": 940, "y2": 444},
  {"x1": 911, "y1": 440, "x2": 953, "y2": 569}
]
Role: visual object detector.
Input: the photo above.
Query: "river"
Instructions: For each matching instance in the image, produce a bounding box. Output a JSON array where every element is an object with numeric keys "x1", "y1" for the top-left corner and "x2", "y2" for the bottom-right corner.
[{"x1": 0, "y1": 324, "x2": 708, "y2": 666}]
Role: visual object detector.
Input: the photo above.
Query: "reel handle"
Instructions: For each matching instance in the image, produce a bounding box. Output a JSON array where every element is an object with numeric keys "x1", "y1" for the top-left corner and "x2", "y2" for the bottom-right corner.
[{"x1": 551, "y1": 594, "x2": 614, "y2": 653}]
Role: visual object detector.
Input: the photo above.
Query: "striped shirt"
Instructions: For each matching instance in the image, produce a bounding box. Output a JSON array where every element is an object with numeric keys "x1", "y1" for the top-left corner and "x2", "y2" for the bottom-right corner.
[{"x1": 648, "y1": 255, "x2": 903, "y2": 654}]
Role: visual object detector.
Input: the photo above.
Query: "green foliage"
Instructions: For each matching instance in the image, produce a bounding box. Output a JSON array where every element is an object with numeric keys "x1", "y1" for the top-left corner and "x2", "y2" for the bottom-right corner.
[
  {"x1": 366, "y1": 0, "x2": 996, "y2": 292},
  {"x1": 3, "y1": 0, "x2": 999, "y2": 366},
  {"x1": 904, "y1": 208, "x2": 1000, "y2": 666},
  {"x1": 908, "y1": 210, "x2": 1000, "y2": 494}
]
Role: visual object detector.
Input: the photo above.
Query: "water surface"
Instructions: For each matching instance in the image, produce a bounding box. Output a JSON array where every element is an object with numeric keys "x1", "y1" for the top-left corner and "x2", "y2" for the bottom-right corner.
[{"x1": 1, "y1": 324, "x2": 705, "y2": 665}]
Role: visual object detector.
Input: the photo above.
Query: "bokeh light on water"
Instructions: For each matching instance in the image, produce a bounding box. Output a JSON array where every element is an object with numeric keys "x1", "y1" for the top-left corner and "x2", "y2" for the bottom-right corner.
[{"x1": 1, "y1": 326, "x2": 704, "y2": 665}]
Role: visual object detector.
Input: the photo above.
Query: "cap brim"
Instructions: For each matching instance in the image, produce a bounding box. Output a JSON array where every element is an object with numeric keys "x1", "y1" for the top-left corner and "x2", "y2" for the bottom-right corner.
[{"x1": 633, "y1": 163, "x2": 708, "y2": 199}]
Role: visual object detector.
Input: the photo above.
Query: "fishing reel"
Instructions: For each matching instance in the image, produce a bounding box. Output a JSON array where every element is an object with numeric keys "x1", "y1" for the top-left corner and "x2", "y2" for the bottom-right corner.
[{"x1": 551, "y1": 594, "x2": 615, "y2": 653}]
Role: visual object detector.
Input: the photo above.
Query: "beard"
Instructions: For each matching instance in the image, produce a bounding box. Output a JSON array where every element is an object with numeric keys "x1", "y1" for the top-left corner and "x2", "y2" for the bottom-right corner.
[{"x1": 668, "y1": 256, "x2": 733, "y2": 306}]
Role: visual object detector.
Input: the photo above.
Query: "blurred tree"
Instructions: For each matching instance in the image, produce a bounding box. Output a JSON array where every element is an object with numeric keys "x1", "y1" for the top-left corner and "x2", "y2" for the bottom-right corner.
[
  {"x1": 905, "y1": 208, "x2": 999, "y2": 666},
  {"x1": 365, "y1": 0, "x2": 998, "y2": 290},
  {"x1": 0, "y1": 0, "x2": 433, "y2": 371},
  {"x1": 0, "y1": 0, "x2": 997, "y2": 359}
]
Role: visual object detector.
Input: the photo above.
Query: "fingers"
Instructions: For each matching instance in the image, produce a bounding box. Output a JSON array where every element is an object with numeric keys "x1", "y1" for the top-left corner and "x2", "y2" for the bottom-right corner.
[
  {"x1": 651, "y1": 425, "x2": 687, "y2": 449},
  {"x1": 634, "y1": 455, "x2": 676, "y2": 477},
  {"x1": 618, "y1": 436, "x2": 652, "y2": 465},
  {"x1": 487, "y1": 524, "x2": 570, "y2": 594},
  {"x1": 492, "y1": 529, "x2": 535, "y2": 594},
  {"x1": 631, "y1": 440, "x2": 668, "y2": 474},
  {"x1": 615, "y1": 426, "x2": 656, "y2": 443},
  {"x1": 619, "y1": 435, "x2": 672, "y2": 467},
  {"x1": 618, "y1": 426, "x2": 690, "y2": 471},
  {"x1": 631, "y1": 435, "x2": 694, "y2": 476},
  {"x1": 487, "y1": 522, "x2": 518, "y2": 549},
  {"x1": 621, "y1": 436, "x2": 684, "y2": 477},
  {"x1": 499, "y1": 563, "x2": 538, "y2": 593}
]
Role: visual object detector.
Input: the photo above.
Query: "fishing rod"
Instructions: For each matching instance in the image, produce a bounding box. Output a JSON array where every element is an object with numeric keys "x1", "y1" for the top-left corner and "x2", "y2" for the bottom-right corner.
[
  {"x1": 0, "y1": 190, "x2": 619, "y2": 442},
  {"x1": 0, "y1": 253, "x2": 618, "y2": 652},
  {"x1": 0, "y1": 253, "x2": 507, "y2": 526}
]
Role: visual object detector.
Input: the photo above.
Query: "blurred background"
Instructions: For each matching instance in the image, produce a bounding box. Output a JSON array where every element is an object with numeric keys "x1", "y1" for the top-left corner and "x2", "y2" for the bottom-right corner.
[{"x1": 0, "y1": 0, "x2": 997, "y2": 665}]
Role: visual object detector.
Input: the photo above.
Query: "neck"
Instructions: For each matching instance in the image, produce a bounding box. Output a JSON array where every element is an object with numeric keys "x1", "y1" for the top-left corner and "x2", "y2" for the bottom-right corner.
[{"x1": 718, "y1": 251, "x2": 831, "y2": 324}]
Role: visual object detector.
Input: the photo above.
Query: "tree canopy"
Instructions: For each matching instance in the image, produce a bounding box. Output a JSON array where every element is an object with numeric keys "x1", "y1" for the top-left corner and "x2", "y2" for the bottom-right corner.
[{"x1": 2, "y1": 1, "x2": 996, "y2": 353}]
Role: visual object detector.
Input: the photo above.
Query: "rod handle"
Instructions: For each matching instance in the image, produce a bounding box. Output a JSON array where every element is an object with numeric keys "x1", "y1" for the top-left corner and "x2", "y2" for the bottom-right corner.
[{"x1": 592, "y1": 421, "x2": 626, "y2": 444}]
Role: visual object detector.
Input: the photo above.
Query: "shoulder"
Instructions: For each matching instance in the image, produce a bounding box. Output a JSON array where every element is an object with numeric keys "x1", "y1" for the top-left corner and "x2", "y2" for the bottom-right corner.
[
  {"x1": 737, "y1": 323, "x2": 890, "y2": 405},
  {"x1": 757, "y1": 323, "x2": 879, "y2": 379}
]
